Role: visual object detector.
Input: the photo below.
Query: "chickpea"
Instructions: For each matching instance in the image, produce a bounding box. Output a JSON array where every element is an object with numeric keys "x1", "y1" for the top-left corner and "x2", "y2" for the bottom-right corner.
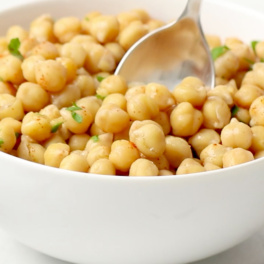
[
  {"x1": 125, "y1": 84, "x2": 145, "y2": 101},
  {"x1": 105, "y1": 42, "x2": 125, "y2": 64},
  {"x1": 206, "y1": 34, "x2": 222, "y2": 49},
  {"x1": 204, "y1": 162, "x2": 221, "y2": 171},
  {"x1": 60, "y1": 151, "x2": 89, "y2": 172},
  {"x1": 250, "y1": 126, "x2": 264, "y2": 153},
  {"x1": 249, "y1": 95, "x2": 264, "y2": 126},
  {"x1": 16, "y1": 82, "x2": 50, "y2": 112},
  {"x1": 85, "y1": 133, "x2": 113, "y2": 152},
  {"x1": 200, "y1": 143, "x2": 228, "y2": 168},
  {"x1": 6, "y1": 25, "x2": 29, "y2": 42},
  {"x1": 95, "y1": 103, "x2": 130, "y2": 133},
  {"x1": 164, "y1": 135, "x2": 192, "y2": 168},
  {"x1": 0, "y1": 55, "x2": 24, "y2": 85},
  {"x1": 129, "y1": 158, "x2": 159, "y2": 176},
  {"x1": 73, "y1": 74, "x2": 96, "y2": 97},
  {"x1": 0, "y1": 81, "x2": 16, "y2": 95},
  {"x1": 54, "y1": 16, "x2": 81, "y2": 43},
  {"x1": 77, "y1": 96, "x2": 102, "y2": 121},
  {"x1": 220, "y1": 118, "x2": 252, "y2": 149},
  {"x1": 222, "y1": 148, "x2": 254, "y2": 168},
  {"x1": 242, "y1": 63, "x2": 264, "y2": 90},
  {"x1": 158, "y1": 170, "x2": 174, "y2": 176},
  {"x1": 147, "y1": 154, "x2": 170, "y2": 171},
  {"x1": 118, "y1": 21, "x2": 148, "y2": 50},
  {"x1": 189, "y1": 128, "x2": 220, "y2": 156},
  {"x1": 81, "y1": 11, "x2": 101, "y2": 34},
  {"x1": 0, "y1": 94, "x2": 24, "y2": 121},
  {"x1": 68, "y1": 134, "x2": 90, "y2": 151},
  {"x1": 234, "y1": 84, "x2": 264, "y2": 109},
  {"x1": 0, "y1": 37, "x2": 8, "y2": 54},
  {"x1": 89, "y1": 15, "x2": 119, "y2": 44},
  {"x1": 172, "y1": 77, "x2": 207, "y2": 107},
  {"x1": 30, "y1": 41, "x2": 59, "y2": 60},
  {"x1": 130, "y1": 9, "x2": 150, "y2": 23},
  {"x1": 233, "y1": 107, "x2": 250, "y2": 124},
  {"x1": 87, "y1": 145, "x2": 110, "y2": 166},
  {"x1": 96, "y1": 75, "x2": 128, "y2": 96},
  {"x1": 152, "y1": 111, "x2": 171, "y2": 135},
  {"x1": 60, "y1": 105, "x2": 93, "y2": 134},
  {"x1": 170, "y1": 102, "x2": 203, "y2": 137},
  {"x1": 60, "y1": 42, "x2": 86, "y2": 68},
  {"x1": 0, "y1": 117, "x2": 21, "y2": 135},
  {"x1": 254, "y1": 150, "x2": 264, "y2": 159},
  {"x1": 51, "y1": 83, "x2": 81, "y2": 109},
  {"x1": 102, "y1": 93, "x2": 127, "y2": 110},
  {"x1": 202, "y1": 96, "x2": 231, "y2": 129},
  {"x1": 29, "y1": 14, "x2": 55, "y2": 42},
  {"x1": 56, "y1": 57, "x2": 77, "y2": 83},
  {"x1": 117, "y1": 11, "x2": 140, "y2": 31},
  {"x1": 127, "y1": 93, "x2": 159, "y2": 121},
  {"x1": 21, "y1": 112, "x2": 51, "y2": 141},
  {"x1": 21, "y1": 55, "x2": 45, "y2": 83},
  {"x1": 44, "y1": 143, "x2": 70, "y2": 167},
  {"x1": 89, "y1": 158, "x2": 116, "y2": 175},
  {"x1": 109, "y1": 139, "x2": 140, "y2": 172},
  {"x1": 0, "y1": 126, "x2": 17, "y2": 153},
  {"x1": 43, "y1": 133, "x2": 66, "y2": 148},
  {"x1": 35, "y1": 59, "x2": 67, "y2": 92},
  {"x1": 39, "y1": 104, "x2": 61, "y2": 120},
  {"x1": 176, "y1": 158, "x2": 205, "y2": 175},
  {"x1": 129, "y1": 120, "x2": 165, "y2": 158},
  {"x1": 145, "y1": 82, "x2": 175, "y2": 110}
]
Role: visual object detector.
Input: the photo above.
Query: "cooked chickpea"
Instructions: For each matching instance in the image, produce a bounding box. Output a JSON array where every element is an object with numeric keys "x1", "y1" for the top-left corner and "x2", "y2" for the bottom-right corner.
[
  {"x1": 129, "y1": 120, "x2": 165, "y2": 158},
  {"x1": 233, "y1": 107, "x2": 250, "y2": 124},
  {"x1": 125, "y1": 84, "x2": 145, "y2": 101},
  {"x1": 87, "y1": 145, "x2": 110, "y2": 166},
  {"x1": 60, "y1": 151, "x2": 89, "y2": 172},
  {"x1": 176, "y1": 158, "x2": 205, "y2": 175},
  {"x1": 76, "y1": 96, "x2": 101, "y2": 121},
  {"x1": 0, "y1": 117, "x2": 21, "y2": 135},
  {"x1": 147, "y1": 154, "x2": 170, "y2": 171},
  {"x1": 73, "y1": 74, "x2": 96, "y2": 97},
  {"x1": 127, "y1": 94, "x2": 159, "y2": 121},
  {"x1": 202, "y1": 96, "x2": 231, "y2": 129},
  {"x1": 6, "y1": 25, "x2": 29, "y2": 42},
  {"x1": 158, "y1": 169, "x2": 174, "y2": 176},
  {"x1": 249, "y1": 95, "x2": 264, "y2": 126},
  {"x1": 170, "y1": 102, "x2": 203, "y2": 137},
  {"x1": 105, "y1": 42, "x2": 125, "y2": 63},
  {"x1": 254, "y1": 150, "x2": 264, "y2": 159},
  {"x1": 21, "y1": 112, "x2": 51, "y2": 141},
  {"x1": 39, "y1": 104, "x2": 61, "y2": 120},
  {"x1": 129, "y1": 158, "x2": 159, "y2": 176},
  {"x1": 16, "y1": 82, "x2": 50, "y2": 112},
  {"x1": 153, "y1": 112, "x2": 171, "y2": 135},
  {"x1": 220, "y1": 118, "x2": 252, "y2": 149},
  {"x1": 206, "y1": 34, "x2": 222, "y2": 49},
  {"x1": 109, "y1": 139, "x2": 140, "y2": 172},
  {"x1": 172, "y1": 77, "x2": 207, "y2": 107},
  {"x1": 0, "y1": 81, "x2": 16, "y2": 95},
  {"x1": 189, "y1": 128, "x2": 220, "y2": 156},
  {"x1": 0, "y1": 126, "x2": 17, "y2": 153},
  {"x1": 56, "y1": 57, "x2": 77, "y2": 83},
  {"x1": 250, "y1": 126, "x2": 264, "y2": 153},
  {"x1": 44, "y1": 143, "x2": 70, "y2": 167},
  {"x1": 85, "y1": 133, "x2": 113, "y2": 152},
  {"x1": 89, "y1": 158, "x2": 116, "y2": 175},
  {"x1": 0, "y1": 55, "x2": 24, "y2": 85},
  {"x1": 204, "y1": 162, "x2": 221, "y2": 171},
  {"x1": 35, "y1": 59, "x2": 67, "y2": 92},
  {"x1": 222, "y1": 148, "x2": 254, "y2": 168},
  {"x1": 54, "y1": 16, "x2": 81, "y2": 43},
  {"x1": 30, "y1": 41, "x2": 59, "y2": 60},
  {"x1": 68, "y1": 134, "x2": 90, "y2": 151},
  {"x1": 0, "y1": 94, "x2": 24, "y2": 120},
  {"x1": 102, "y1": 93, "x2": 127, "y2": 110},
  {"x1": 254, "y1": 41, "x2": 264, "y2": 60},
  {"x1": 95, "y1": 103, "x2": 130, "y2": 133}
]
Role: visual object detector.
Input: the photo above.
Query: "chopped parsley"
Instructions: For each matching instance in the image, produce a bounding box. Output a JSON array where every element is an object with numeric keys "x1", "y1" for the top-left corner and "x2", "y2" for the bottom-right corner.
[
  {"x1": 96, "y1": 75, "x2": 105, "y2": 82},
  {"x1": 0, "y1": 139, "x2": 4, "y2": 147},
  {"x1": 66, "y1": 102, "x2": 83, "y2": 123},
  {"x1": 231, "y1": 105, "x2": 240, "y2": 116},
  {"x1": 251, "y1": 40, "x2": 259, "y2": 54},
  {"x1": 8, "y1": 38, "x2": 24, "y2": 60},
  {"x1": 91, "y1": 135, "x2": 99, "y2": 142},
  {"x1": 51, "y1": 122, "x2": 63, "y2": 133},
  {"x1": 96, "y1": 94, "x2": 106, "y2": 100},
  {"x1": 211, "y1": 45, "x2": 230, "y2": 61}
]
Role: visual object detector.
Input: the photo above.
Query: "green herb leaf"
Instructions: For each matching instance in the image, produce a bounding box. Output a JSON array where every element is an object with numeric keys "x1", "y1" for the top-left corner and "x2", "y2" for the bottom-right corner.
[
  {"x1": 96, "y1": 75, "x2": 105, "y2": 82},
  {"x1": 211, "y1": 45, "x2": 230, "y2": 61},
  {"x1": 231, "y1": 105, "x2": 240, "y2": 116},
  {"x1": 85, "y1": 17, "x2": 90, "y2": 21},
  {"x1": 91, "y1": 135, "x2": 99, "y2": 142},
  {"x1": 0, "y1": 139, "x2": 4, "y2": 147},
  {"x1": 51, "y1": 122, "x2": 63, "y2": 133},
  {"x1": 71, "y1": 112, "x2": 83, "y2": 123},
  {"x1": 15, "y1": 132, "x2": 20, "y2": 139},
  {"x1": 8, "y1": 38, "x2": 24, "y2": 60},
  {"x1": 96, "y1": 94, "x2": 106, "y2": 100},
  {"x1": 66, "y1": 102, "x2": 82, "y2": 112},
  {"x1": 251, "y1": 40, "x2": 259, "y2": 54},
  {"x1": 0, "y1": 76, "x2": 3, "y2": 82}
]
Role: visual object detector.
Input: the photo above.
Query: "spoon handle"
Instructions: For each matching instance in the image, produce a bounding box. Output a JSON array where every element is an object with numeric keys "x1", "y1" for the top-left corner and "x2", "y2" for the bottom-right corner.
[{"x1": 181, "y1": 0, "x2": 202, "y2": 21}]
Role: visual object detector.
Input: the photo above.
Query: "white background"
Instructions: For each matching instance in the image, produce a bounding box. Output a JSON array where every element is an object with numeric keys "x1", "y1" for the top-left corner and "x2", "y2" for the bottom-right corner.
[{"x1": 1, "y1": 0, "x2": 264, "y2": 263}]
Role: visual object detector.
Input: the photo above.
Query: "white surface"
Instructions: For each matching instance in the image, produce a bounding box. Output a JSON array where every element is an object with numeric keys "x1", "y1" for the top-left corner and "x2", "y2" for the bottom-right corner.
[{"x1": 1, "y1": 0, "x2": 264, "y2": 264}]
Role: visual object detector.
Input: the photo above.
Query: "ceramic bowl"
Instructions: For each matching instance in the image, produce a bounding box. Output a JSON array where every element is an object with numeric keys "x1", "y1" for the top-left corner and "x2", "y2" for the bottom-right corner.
[{"x1": 1, "y1": 0, "x2": 264, "y2": 263}]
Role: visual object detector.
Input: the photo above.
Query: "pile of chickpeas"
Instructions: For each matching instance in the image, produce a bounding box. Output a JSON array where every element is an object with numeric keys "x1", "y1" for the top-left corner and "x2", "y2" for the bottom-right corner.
[{"x1": 1, "y1": 9, "x2": 264, "y2": 176}]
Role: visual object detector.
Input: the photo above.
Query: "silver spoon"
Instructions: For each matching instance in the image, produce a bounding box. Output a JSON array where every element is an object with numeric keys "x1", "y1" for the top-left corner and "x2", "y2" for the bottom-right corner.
[{"x1": 115, "y1": 0, "x2": 215, "y2": 90}]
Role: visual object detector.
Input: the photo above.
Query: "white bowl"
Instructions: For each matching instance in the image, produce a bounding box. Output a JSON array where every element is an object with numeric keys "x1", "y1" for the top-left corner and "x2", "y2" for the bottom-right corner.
[{"x1": 1, "y1": 0, "x2": 264, "y2": 263}]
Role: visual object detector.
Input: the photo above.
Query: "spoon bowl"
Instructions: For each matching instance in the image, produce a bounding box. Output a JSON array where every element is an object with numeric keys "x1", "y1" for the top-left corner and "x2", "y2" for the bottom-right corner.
[{"x1": 115, "y1": 0, "x2": 215, "y2": 89}]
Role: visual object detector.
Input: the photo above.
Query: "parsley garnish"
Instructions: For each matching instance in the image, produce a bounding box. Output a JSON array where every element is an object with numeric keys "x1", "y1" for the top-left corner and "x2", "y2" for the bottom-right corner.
[
  {"x1": 15, "y1": 132, "x2": 20, "y2": 139},
  {"x1": 251, "y1": 40, "x2": 259, "y2": 54},
  {"x1": 96, "y1": 75, "x2": 105, "y2": 82},
  {"x1": 8, "y1": 38, "x2": 24, "y2": 60},
  {"x1": 0, "y1": 139, "x2": 4, "y2": 147},
  {"x1": 51, "y1": 122, "x2": 63, "y2": 133},
  {"x1": 96, "y1": 94, "x2": 106, "y2": 100},
  {"x1": 91, "y1": 135, "x2": 99, "y2": 142},
  {"x1": 211, "y1": 45, "x2": 230, "y2": 61},
  {"x1": 0, "y1": 77, "x2": 3, "y2": 82},
  {"x1": 66, "y1": 102, "x2": 83, "y2": 123},
  {"x1": 231, "y1": 105, "x2": 240, "y2": 116}
]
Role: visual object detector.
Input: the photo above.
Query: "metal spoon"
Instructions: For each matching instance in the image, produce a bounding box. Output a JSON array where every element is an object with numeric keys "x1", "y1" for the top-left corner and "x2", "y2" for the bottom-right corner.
[{"x1": 115, "y1": 0, "x2": 215, "y2": 90}]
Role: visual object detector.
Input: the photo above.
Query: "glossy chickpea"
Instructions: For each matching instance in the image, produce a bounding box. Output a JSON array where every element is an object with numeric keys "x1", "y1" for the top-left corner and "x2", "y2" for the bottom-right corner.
[
  {"x1": 0, "y1": 94, "x2": 24, "y2": 120},
  {"x1": 85, "y1": 133, "x2": 113, "y2": 152},
  {"x1": 102, "y1": 93, "x2": 127, "y2": 110},
  {"x1": 73, "y1": 74, "x2": 96, "y2": 97},
  {"x1": 60, "y1": 151, "x2": 89, "y2": 172},
  {"x1": 56, "y1": 57, "x2": 77, "y2": 83},
  {"x1": 44, "y1": 143, "x2": 70, "y2": 167},
  {"x1": 87, "y1": 145, "x2": 111, "y2": 167},
  {"x1": 0, "y1": 126, "x2": 17, "y2": 153},
  {"x1": 105, "y1": 42, "x2": 125, "y2": 64},
  {"x1": 249, "y1": 95, "x2": 264, "y2": 126},
  {"x1": 176, "y1": 158, "x2": 205, "y2": 175},
  {"x1": 68, "y1": 134, "x2": 90, "y2": 151},
  {"x1": 6, "y1": 25, "x2": 29, "y2": 42},
  {"x1": 0, "y1": 81, "x2": 16, "y2": 95},
  {"x1": 170, "y1": 102, "x2": 203, "y2": 137},
  {"x1": 129, "y1": 158, "x2": 159, "y2": 176},
  {"x1": 30, "y1": 41, "x2": 59, "y2": 60},
  {"x1": 205, "y1": 34, "x2": 222, "y2": 49},
  {"x1": 222, "y1": 148, "x2": 254, "y2": 168},
  {"x1": 153, "y1": 111, "x2": 171, "y2": 135},
  {"x1": 89, "y1": 158, "x2": 116, "y2": 175},
  {"x1": 250, "y1": 126, "x2": 264, "y2": 153}
]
